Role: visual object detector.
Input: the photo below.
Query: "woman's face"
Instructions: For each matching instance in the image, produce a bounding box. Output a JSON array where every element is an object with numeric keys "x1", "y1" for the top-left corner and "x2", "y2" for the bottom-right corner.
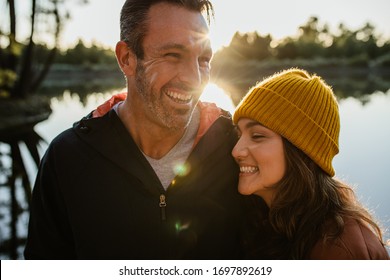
[{"x1": 232, "y1": 118, "x2": 286, "y2": 206}]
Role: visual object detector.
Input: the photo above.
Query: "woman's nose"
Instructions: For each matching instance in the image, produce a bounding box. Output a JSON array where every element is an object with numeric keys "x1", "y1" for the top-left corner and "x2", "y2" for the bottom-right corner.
[{"x1": 231, "y1": 138, "x2": 248, "y2": 160}]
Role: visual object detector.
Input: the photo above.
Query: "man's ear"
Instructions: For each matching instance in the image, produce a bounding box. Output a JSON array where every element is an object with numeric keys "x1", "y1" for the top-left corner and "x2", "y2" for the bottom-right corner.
[{"x1": 115, "y1": 41, "x2": 137, "y2": 76}]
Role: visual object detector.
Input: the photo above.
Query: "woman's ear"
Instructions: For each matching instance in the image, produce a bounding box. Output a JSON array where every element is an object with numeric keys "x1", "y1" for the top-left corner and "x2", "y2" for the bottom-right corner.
[{"x1": 115, "y1": 41, "x2": 137, "y2": 76}]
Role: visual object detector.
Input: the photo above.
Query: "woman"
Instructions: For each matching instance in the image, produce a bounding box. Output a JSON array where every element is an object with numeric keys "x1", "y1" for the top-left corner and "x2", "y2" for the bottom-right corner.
[{"x1": 232, "y1": 68, "x2": 389, "y2": 259}]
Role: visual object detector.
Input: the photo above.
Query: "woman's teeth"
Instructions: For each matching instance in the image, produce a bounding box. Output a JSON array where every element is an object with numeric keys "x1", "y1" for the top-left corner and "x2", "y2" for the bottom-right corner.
[{"x1": 240, "y1": 166, "x2": 259, "y2": 173}]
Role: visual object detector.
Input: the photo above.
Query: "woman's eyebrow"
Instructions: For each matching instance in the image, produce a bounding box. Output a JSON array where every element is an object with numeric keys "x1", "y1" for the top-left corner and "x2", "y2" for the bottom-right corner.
[
  {"x1": 244, "y1": 120, "x2": 263, "y2": 130},
  {"x1": 235, "y1": 120, "x2": 263, "y2": 132}
]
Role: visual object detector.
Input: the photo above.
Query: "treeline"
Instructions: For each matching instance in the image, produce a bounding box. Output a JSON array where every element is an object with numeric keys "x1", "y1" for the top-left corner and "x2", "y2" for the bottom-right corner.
[
  {"x1": 210, "y1": 17, "x2": 390, "y2": 105},
  {"x1": 212, "y1": 17, "x2": 390, "y2": 68},
  {"x1": 31, "y1": 17, "x2": 390, "y2": 69},
  {"x1": 34, "y1": 39, "x2": 117, "y2": 67}
]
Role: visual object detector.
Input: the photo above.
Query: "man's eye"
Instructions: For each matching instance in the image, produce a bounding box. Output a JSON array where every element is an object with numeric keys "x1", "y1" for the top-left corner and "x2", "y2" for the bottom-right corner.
[{"x1": 165, "y1": 53, "x2": 181, "y2": 58}]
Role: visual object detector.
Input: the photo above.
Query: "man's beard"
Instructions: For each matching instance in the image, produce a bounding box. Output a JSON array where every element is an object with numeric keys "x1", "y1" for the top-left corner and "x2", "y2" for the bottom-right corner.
[{"x1": 134, "y1": 61, "x2": 196, "y2": 132}]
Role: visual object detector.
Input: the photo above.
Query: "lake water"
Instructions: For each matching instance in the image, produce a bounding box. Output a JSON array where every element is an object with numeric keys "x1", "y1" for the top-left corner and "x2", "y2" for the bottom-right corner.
[{"x1": 1, "y1": 83, "x2": 389, "y2": 258}]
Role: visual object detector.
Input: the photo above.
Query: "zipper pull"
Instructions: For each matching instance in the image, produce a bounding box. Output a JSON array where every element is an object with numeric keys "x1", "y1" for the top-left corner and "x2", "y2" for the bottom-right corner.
[{"x1": 159, "y1": 194, "x2": 167, "y2": 221}]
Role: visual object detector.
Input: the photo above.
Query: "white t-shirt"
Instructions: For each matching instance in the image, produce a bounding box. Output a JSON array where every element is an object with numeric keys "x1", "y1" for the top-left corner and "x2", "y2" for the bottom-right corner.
[{"x1": 114, "y1": 102, "x2": 200, "y2": 190}]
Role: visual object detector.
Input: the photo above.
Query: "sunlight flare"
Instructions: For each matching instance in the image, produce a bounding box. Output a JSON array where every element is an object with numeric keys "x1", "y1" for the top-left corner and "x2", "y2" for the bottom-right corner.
[{"x1": 200, "y1": 83, "x2": 235, "y2": 114}]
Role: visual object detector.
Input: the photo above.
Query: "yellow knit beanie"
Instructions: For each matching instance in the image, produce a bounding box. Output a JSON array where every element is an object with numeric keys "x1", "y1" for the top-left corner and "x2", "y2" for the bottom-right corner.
[{"x1": 233, "y1": 68, "x2": 340, "y2": 176}]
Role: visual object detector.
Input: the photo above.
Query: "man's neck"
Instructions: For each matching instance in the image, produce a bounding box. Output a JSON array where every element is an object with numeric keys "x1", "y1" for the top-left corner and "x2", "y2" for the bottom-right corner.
[{"x1": 117, "y1": 101, "x2": 188, "y2": 159}]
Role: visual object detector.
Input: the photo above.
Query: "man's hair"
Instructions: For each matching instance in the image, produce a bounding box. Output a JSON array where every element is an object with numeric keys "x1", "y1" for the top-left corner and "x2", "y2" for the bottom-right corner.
[{"x1": 120, "y1": 0, "x2": 214, "y2": 58}]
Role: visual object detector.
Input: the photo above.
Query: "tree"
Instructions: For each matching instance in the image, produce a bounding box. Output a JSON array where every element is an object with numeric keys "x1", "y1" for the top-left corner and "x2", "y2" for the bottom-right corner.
[
  {"x1": 0, "y1": 0, "x2": 88, "y2": 260},
  {"x1": 275, "y1": 17, "x2": 328, "y2": 59},
  {"x1": 0, "y1": 0, "x2": 89, "y2": 99}
]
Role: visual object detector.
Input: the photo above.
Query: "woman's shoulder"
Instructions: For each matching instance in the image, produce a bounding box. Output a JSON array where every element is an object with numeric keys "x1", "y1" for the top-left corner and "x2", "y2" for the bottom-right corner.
[{"x1": 310, "y1": 218, "x2": 389, "y2": 260}]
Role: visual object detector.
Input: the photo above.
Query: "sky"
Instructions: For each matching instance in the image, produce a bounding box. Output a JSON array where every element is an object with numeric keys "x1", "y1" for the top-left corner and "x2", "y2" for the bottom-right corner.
[{"x1": 54, "y1": 0, "x2": 390, "y2": 51}]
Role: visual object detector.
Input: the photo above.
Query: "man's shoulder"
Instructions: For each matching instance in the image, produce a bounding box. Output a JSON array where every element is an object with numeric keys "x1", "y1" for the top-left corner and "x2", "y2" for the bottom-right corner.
[{"x1": 49, "y1": 111, "x2": 113, "y2": 151}]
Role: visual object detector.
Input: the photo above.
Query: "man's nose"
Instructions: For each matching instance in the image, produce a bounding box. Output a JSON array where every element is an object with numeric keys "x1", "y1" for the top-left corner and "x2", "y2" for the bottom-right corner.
[{"x1": 178, "y1": 59, "x2": 207, "y2": 87}]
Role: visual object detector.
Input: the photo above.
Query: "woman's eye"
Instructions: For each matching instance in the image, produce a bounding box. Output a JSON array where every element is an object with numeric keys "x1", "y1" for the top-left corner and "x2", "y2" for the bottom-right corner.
[{"x1": 252, "y1": 134, "x2": 264, "y2": 140}]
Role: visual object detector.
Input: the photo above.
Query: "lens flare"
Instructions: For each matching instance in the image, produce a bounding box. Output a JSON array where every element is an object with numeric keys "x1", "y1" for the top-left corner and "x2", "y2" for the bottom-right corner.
[
  {"x1": 175, "y1": 221, "x2": 191, "y2": 233},
  {"x1": 173, "y1": 162, "x2": 191, "y2": 177}
]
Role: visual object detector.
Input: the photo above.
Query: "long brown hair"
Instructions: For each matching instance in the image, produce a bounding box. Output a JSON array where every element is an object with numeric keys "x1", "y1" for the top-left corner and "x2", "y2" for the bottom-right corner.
[{"x1": 245, "y1": 138, "x2": 385, "y2": 259}]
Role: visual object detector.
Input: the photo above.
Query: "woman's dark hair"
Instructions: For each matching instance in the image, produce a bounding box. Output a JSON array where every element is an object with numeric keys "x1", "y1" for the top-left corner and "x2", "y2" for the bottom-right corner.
[
  {"x1": 244, "y1": 137, "x2": 385, "y2": 259},
  {"x1": 120, "y1": 0, "x2": 214, "y2": 58}
]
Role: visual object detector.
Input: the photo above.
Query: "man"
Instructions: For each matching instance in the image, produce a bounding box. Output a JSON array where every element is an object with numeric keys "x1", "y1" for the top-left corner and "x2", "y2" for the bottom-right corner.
[{"x1": 24, "y1": 0, "x2": 244, "y2": 259}]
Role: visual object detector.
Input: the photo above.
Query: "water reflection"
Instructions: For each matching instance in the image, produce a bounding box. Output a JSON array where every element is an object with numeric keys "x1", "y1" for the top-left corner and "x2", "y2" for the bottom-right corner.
[
  {"x1": 334, "y1": 92, "x2": 390, "y2": 227},
  {"x1": 0, "y1": 77, "x2": 389, "y2": 259},
  {"x1": 213, "y1": 68, "x2": 390, "y2": 106},
  {"x1": 35, "y1": 91, "x2": 120, "y2": 141}
]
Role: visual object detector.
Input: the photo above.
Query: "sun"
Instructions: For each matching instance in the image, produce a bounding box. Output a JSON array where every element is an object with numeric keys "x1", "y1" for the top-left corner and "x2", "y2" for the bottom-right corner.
[{"x1": 200, "y1": 83, "x2": 235, "y2": 114}]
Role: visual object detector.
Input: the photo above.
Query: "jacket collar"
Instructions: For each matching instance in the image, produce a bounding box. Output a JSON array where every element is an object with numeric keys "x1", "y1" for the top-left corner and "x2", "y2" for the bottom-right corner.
[
  {"x1": 73, "y1": 102, "x2": 236, "y2": 194},
  {"x1": 74, "y1": 110, "x2": 163, "y2": 195},
  {"x1": 91, "y1": 92, "x2": 228, "y2": 148}
]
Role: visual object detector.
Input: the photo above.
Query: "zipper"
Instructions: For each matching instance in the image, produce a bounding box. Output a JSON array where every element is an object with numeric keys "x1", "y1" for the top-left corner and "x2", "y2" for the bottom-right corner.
[{"x1": 159, "y1": 194, "x2": 167, "y2": 221}]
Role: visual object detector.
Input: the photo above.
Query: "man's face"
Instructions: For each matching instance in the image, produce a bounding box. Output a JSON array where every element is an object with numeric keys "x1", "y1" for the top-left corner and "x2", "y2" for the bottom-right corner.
[{"x1": 134, "y1": 2, "x2": 212, "y2": 132}]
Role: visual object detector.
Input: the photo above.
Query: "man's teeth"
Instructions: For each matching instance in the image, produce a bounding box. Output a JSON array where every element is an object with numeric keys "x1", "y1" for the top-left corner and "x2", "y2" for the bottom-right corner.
[
  {"x1": 240, "y1": 166, "x2": 259, "y2": 173},
  {"x1": 167, "y1": 91, "x2": 192, "y2": 102}
]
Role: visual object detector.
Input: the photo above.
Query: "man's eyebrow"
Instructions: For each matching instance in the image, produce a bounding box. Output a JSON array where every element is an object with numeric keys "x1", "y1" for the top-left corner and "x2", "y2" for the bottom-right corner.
[
  {"x1": 156, "y1": 43, "x2": 187, "y2": 52},
  {"x1": 156, "y1": 42, "x2": 212, "y2": 55}
]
